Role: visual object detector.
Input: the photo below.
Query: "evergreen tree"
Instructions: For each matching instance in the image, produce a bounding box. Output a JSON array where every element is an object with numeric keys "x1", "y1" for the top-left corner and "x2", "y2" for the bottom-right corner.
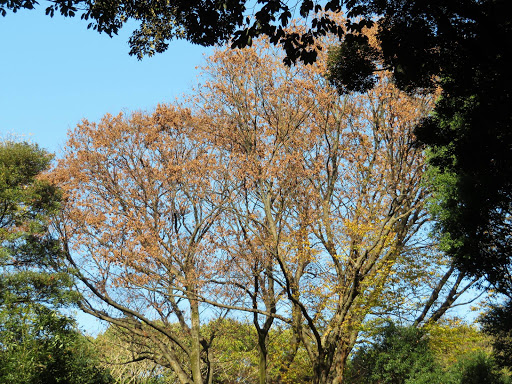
[{"x1": 0, "y1": 140, "x2": 111, "y2": 384}]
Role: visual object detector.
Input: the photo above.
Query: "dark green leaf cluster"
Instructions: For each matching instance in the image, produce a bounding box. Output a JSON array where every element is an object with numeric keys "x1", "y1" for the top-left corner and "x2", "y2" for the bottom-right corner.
[
  {"x1": 1, "y1": 0, "x2": 247, "y2": 58},
  {"x1": 346, "y1": 324, "x2": 443, "y2": 384},
  {"x1": 326, "y1": 34, "x2": 379, "y2": 94},
  {"x1": 481, "y1": 300, "x2": 512, "y2": 370},
  {"x1": 345, "y1": 323, "x2": 508, "y2": 384},
  {"x1": 0, "y1": 0, "x2": 345, "y2": 63},
  {"x1": 0, "y1": 305, "x2": 113, "y2": 384},
  {"x1": 0, "y1": 141, "x2": 104, "y2": 383},
  {"x1": 450, "y1": 352, "x2": 507, "y2": 384},
  {"x1": 326, "y1": 0, "x2": 512, "y2": 293},
  {"x1": 327, "y1": 1, "x2": 497, "y2": 92}
]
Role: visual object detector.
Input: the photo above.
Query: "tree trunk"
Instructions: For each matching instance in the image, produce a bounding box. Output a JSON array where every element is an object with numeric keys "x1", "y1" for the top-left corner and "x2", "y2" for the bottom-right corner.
[
  {"x1": 310, "y1": 347, "x2": 333, "y2": 384},
  {"x1": 190, "y1": 299, "x2": 204, "y2": 384},
  {"x1": 257, "y1": 331, "x2": 269, "y2": 384},
  {"x1": 331, "y1": 344, "x2": 351, "y2": 384},
  {"x1": 313, "y1": 361, "x2": 331, "y2": 384}
]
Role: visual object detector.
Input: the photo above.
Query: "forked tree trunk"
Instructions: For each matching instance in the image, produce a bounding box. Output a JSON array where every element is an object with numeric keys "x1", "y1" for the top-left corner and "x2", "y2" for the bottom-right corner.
[{"x1": 309, "y1": 338, "x2": 355, "y2": 384}]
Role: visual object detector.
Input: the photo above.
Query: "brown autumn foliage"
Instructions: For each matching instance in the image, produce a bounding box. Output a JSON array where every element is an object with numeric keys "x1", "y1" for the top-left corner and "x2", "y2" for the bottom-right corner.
[
  {"x1": 52, "y1": 107, "x2": 231, "y2": 384},
  {"x1": 49, "y1": 39, "x2": 478, "y2": 384},
  {"x1": 194, "y1": 42, "x2": 475, "y2": 384}
]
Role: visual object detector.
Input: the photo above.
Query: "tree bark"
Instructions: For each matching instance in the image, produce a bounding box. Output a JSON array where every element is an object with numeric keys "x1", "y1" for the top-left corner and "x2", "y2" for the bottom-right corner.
[
  {"x1": 190, "y1": 298, "x2": 204, "y2": 384},
  {"x1": 257, "y1": 331, "x2": 269, "y2": 384}
]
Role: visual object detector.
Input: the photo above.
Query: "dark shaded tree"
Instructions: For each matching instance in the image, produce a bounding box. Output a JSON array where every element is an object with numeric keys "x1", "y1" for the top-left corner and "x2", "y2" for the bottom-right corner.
[
  {"x1": 481, "y1": 300, "x2": 512, "y2": 370},
  {"x1": 326, "y1": 0, "x2": 512, "y2": 293}
]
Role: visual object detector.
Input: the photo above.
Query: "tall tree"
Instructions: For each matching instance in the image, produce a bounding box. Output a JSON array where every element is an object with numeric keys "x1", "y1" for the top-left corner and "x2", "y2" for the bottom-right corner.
[
  {"x1": 0, "y1": 140, "x2": 69, "y2": 310},
  {"x1": 195, "y1": 41, "x2": 478, "y2": 384},
  {"x1": 52, "y1": 108, "x2": 236, "y2": 384}
]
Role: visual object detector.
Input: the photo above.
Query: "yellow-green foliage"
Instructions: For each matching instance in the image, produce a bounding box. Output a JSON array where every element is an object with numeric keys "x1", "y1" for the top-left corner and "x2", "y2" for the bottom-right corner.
[{"x1": 425, "y1": 319, "x2": 492, "y2": 368}]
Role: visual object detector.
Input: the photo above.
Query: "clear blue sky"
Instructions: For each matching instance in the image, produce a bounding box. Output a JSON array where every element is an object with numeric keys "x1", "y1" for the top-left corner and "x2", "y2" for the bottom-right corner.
[{"x1": 0, "y1": 7, "x2": 211, "y2": 155}]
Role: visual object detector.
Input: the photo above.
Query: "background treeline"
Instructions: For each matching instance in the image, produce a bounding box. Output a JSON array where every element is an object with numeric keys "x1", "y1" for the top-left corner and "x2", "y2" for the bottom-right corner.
[
  {"x1": 2, "y1": 312, "x2": 511, "y2": 383},
  {"x1": 91, "y1": 319, "x2": 511, "y2": 384}
]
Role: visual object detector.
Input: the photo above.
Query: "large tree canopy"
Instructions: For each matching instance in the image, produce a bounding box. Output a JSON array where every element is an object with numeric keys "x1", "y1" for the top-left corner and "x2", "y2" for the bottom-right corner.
[
  {"x1": 4, "y1": 0, "x2": 511, "y2": 291},
  {"x1": 47, "y1": 41, "x2": 480, "y2": 384}
]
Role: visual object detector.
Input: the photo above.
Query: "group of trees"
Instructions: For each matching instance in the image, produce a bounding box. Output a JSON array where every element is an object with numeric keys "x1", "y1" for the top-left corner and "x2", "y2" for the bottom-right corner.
[
  {"x1": 345, "y1": 322, "x2": 510, "y2": 384},
  {"x1": 33, "y1": 40, "x2": 483, "y2": 384},
  {"x1": 89, "y1": 318, "x2": 509, "y2": 384},
  {"x1": 2, "y1": 0, "x2": 512, "y2": 382}
]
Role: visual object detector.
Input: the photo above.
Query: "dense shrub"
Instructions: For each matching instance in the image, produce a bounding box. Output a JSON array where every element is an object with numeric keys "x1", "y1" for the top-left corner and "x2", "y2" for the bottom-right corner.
[{"x1": 345, "y1": 323, "x2": 510, "y2": 384}]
